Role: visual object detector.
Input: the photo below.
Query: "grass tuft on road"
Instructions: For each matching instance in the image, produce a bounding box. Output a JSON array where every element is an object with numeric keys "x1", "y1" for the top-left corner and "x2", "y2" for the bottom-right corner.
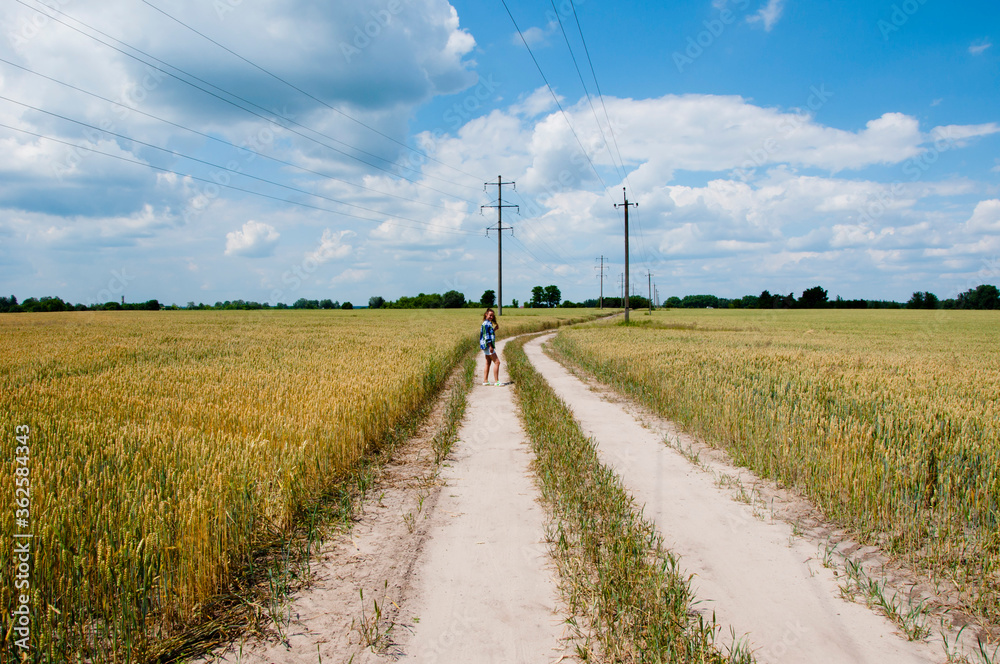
[{"x1": 505, "y1": 336, "x2": 753, "y2": 663}]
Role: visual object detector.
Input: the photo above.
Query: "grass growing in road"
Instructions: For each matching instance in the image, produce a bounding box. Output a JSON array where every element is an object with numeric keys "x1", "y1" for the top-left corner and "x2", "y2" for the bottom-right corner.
[
  {"x1": 506, "y1": 336, "x2": 752, "y2": 663},
  {"x1": 552, "y1": 309, "x2": 1000, "y2": 625}
]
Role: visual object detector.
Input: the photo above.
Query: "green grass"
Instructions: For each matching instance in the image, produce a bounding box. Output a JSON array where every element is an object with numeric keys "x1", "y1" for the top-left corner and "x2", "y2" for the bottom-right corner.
[
  {"x1": 553, "y1": 308, "x2": 1000, "y2": 624},
  {"x1": 506, "y1": 335, "x2": 752, "y2": 663}
]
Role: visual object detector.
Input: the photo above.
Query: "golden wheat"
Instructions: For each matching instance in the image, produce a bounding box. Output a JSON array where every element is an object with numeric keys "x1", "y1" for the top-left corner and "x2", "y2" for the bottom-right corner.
[
  {"x1": 553, "y1": 308, "x2": 1000, "y2": 622},
  {"x1": 0, "y1": 307, "x2": 598, "y2": 659}
]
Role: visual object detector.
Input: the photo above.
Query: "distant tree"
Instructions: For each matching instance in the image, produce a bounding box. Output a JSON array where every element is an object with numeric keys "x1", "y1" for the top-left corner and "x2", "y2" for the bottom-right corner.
[
  {"x1": 758, "y1": 290, "x2": 774, "y2": 309},
  {"x1": 833, "y1": 296, "x2": 868, "y2": 309},
  {"x1": 681, "y1": 294, "x2": 719, "y2": 309},
  {"x1": 739, "y1": 295, "x2": 759, "y2": 308},
  {"x1": 26, "y1": 296, "x2": 69, "y2": 312},
  {"x1": 442, "y1": 290, "x2": 466, "y2": 309},
  {"x1": 957, "y1": 284, "x2": 999, "y2": 310},
  {"x1": 368, "y1": 296, "x2": 385, "y2": 309},
  {"x1": 511, "y1": 298, "x2": 519, "y2": 308},
  {"x1": 480, "y1": 290, "x2": 496, "y2": 307},
  {"x1": 907, "y1": 292, "x2": 926, "y2": 309},
  {"x1": 799, "y1": 286, "x2": 829, "y2": 309},
  {"x1": 544, "y1": 285, "x2": 561, "y2": 308},
  {"x1": 665, "y1": 296, "x2": 682, "y2": 308},
  {"x1": 341, "y1": 301, "x2": 353, "y2": 310},
  {"x1": 531, "y1": 286, "x2": 545, "y2": 308},
  {"x1": 414, "y1": 292, "x2": 443, "y2": 308},
  {"x1": 319, "y1": 299, "x2": 336, "y2": 309},
  {"x1": 628, "y1": 295, "x2": 650, "y2": 309},
  {"x1": 0, "y1": 295, "x2": 17, "y2": 313},
  {"x1": 923, "y1": 292, "x2": 939, "y2": 309}
]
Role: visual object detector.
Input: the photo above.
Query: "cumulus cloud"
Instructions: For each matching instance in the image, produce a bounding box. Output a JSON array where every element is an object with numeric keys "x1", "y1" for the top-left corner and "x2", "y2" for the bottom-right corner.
[
  {"x1": 512, "y1": 94, "x2": 979, "y2": 180},
  {"x1": 965, "y1": 200, "x2": 1000, "y2": 233},
  {"x1": 2, "y1": 0, "x2": 998, "y2": 307},
  {"x1": 225, "y1": 220, "x2": 280, "y2": 257},
  {"x1": 306, "y1": 229, "x2": 355, "y2": 264}
]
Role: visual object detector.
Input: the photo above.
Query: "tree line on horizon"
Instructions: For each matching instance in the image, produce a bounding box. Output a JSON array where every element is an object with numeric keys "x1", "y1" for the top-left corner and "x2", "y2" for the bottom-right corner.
[
  {"x1": 1, "y1": 284, "x2": 997, "y2": 314},
  {"x1": 657, "y1": 284, "x2": 1000, "y2": 311}
]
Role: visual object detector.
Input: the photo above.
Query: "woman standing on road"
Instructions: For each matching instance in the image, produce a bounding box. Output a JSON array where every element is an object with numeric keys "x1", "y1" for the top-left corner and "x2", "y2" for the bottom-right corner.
[{"x1": 480, "y1": 308, "x2": 500, "y2": 385}]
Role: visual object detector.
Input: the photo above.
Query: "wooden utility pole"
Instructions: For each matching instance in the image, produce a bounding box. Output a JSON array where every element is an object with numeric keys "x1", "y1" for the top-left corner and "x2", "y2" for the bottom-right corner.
[
  {"x1": 615, "y1": 188, "x2": 637, "y2": 322},
  {"x1": 647, "y1": 270, "x2": 653, "y2": 314},
  {"x1": 482, "y1": 176, "x2": 517, "y2": 315}
]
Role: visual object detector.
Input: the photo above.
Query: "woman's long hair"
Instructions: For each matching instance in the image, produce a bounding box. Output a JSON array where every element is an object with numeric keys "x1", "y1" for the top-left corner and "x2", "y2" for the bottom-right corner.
[{"x1": 482, "y1": 308, "x2": 498, "y2": 331}]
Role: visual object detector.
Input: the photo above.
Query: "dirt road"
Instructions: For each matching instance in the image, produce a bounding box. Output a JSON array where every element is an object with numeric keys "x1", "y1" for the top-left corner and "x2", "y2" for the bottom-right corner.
[
  {"x1": 200, "y1": 337, "x2": 569, "y2": 663},
  {"x1": 202, "y1": 329, "x2": 950, "y2": 664},
  {"x1": 394, "y1": 336, "x2": 568, "y2": 662},
  {"x1": 525, "y1": 333, "x2": 941, "y2": 664}
]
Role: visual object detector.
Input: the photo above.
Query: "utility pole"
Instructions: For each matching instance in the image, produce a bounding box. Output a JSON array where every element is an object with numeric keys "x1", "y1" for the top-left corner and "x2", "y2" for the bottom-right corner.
[
  {"x1": 595, "y1": 256, "x2": 608, "y2": 309},
  {"x1": 614, "y1": 188, "x2": 637, "y2": 323},
  {"x1": 482, "y1": 176, "x2": 517, "y2": 315},
  {"x1": 647, "y1": 270, "x2": 653, "y2": 314}
]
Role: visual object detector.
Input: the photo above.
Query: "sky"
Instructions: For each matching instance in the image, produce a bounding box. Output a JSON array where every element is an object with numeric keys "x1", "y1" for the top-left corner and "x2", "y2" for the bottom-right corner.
[{"x1": 0, "y1": 0, "x2": 998, "y2": 306}]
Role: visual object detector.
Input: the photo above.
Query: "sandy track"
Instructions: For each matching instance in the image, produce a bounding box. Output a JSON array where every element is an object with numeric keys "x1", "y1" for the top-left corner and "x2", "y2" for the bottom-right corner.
[
  {"x1": 199, "y1": 337, "x2": 569, "y2": 663},
  {"x1": 524, "y1": 334, "x2": 941, "y2": 664},
  {"x1": 394, "y1": 336, "x2": 569, "y2": 662}
]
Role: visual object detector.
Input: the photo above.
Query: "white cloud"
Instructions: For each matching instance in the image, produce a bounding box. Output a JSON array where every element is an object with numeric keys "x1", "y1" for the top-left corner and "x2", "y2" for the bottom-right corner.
[
  {"x1": 511, "y1": 87, "x2": 559, "y2": 117},
  {"x1": 306, "y1": 229, "x2": 355, "y2": 264},
  {"x1": 965, "y1": 200, "x2": 1000, "y2": 233},
  {"x1": 930, "y1": 123, "x2": 1000, "y2": 145},
  {"x1": 747, "y1": 0, "x2": 786, "y2": 31},
  {"x1": 225, "y1": 221, "x2": 280, "y2": 257},
  {"x1": 969, "y1": 40, "x2": 993, "y2": 55},
  {"x1": 515, "y1": 21, "x2": 557, "y2": 48},
  {"x1": 331, "y1": 268, "x2": 370, "y2": 284}
]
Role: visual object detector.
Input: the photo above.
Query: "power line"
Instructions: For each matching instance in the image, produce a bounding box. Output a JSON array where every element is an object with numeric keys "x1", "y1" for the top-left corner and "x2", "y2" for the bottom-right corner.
[
  {"x1": 0, "y1": 61, "x2": 463, "y2": 214},
  {"x1": 508, "y1": 235, "x2": 556, "y2": 281},
  {"x1": 0, "y1": 121, "x2": 479, "y2": 237},
  {"x1": 0, "y1": 95, "x2": 477, "y2": 230},
  {"x1": 500, "y1": 0, "x2": 615, "y2": 205},
  {"x1": 13, "y1": 0, "x2": 482, "y2": 202},
  {"x1": 569, "y1": 1, "x2": 627, "y2": 182},
  {"x1": 505, "y1": 190, "x2": 575, "y2": 265},
  {"x1": 139, "y1": 0, "x2": 487, "y2": 187},
  {"x1": 549, "y1": 0, "x2": 625, "y2": 185},
  {"x1": 567, "y1": 1, "x2": 653, "y2": 270}
]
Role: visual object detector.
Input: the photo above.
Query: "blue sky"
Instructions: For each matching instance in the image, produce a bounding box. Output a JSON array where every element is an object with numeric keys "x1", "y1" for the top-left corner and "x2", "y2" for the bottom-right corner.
[{"x1": 0, "y1": 0, "x2": 997, "y2": 306}]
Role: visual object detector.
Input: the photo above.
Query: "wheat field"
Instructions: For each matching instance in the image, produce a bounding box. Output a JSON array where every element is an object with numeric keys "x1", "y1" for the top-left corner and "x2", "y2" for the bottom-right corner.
[
  {"x1": 553, "y1": 308, "x2": 1000, "y2": 622},
  {"x1": 0, "y1": 307, "x2": 596, "y2": 660}
]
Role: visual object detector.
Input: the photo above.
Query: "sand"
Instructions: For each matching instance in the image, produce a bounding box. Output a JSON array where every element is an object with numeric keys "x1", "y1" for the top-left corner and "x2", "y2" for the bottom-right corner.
[
  {"x1": 198, "y1": 329, "x2": 956, "y2": 664},
  {"x1": 198, "y1": 337, "x2": 570, "y2": 664},
  {"x1": 524, "y1": 333, "x2": 941, "y2": 664}
]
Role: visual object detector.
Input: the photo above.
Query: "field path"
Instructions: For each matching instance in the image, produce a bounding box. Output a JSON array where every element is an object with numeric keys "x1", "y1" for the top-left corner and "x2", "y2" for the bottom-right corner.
[
  {"x1": 196, "y1": 335, "x2": 568, "y2": 664},
  {"x1": 392, "y1": 335, "x2": 569, "y2": 662},
  {"x1": 524, "y1": 333, "x2": 941, "y2": 664}
]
